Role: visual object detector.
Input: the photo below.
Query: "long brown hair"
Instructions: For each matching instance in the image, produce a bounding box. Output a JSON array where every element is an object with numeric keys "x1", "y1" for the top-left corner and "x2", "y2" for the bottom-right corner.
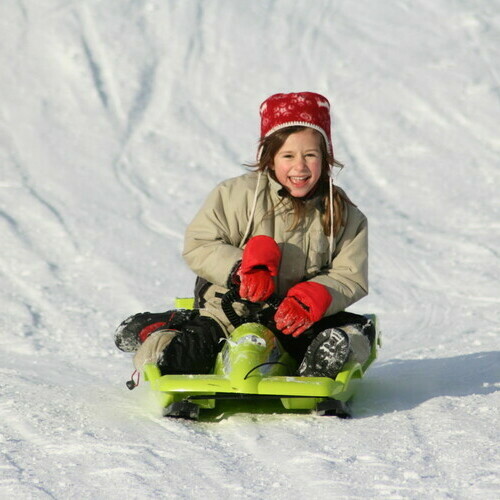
[{"x1": 250, "y1": 126, "x2": 353, "y2": 237}]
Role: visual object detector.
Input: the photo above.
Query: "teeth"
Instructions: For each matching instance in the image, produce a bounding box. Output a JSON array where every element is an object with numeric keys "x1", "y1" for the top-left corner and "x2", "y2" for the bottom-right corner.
[{"x1": 290, "y1": 176, "x2": 308, "y2": 181}]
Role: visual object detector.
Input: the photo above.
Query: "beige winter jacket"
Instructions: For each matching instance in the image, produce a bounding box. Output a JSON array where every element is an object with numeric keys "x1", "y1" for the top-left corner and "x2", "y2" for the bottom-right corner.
[{"x1": 183, "y1": 171, "x2": 368, "y2": 333}]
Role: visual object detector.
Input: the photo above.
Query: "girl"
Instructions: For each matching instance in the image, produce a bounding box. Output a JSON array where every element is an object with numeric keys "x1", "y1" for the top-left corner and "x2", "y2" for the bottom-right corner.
[{"x1": 115, "y1": 92, "x2": 374, "y2": 379}]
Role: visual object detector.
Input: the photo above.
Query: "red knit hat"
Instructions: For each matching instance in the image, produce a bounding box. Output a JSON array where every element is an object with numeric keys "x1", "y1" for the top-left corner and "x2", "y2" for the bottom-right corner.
[{"x1": 259, "y1": 92, "x2": 333, "y2": 154}]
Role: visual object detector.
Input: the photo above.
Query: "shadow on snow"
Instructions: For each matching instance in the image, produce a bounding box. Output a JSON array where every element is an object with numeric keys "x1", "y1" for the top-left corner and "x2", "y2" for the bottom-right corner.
[{"x1": 352, "y1": 350, "x2": 499, "y2": 416}]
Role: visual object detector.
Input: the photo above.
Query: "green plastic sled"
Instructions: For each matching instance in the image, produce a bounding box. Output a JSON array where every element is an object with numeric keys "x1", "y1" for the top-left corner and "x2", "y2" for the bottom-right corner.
[{"x1": 141, "y1": 295, "x2": 380, "y2": 419}]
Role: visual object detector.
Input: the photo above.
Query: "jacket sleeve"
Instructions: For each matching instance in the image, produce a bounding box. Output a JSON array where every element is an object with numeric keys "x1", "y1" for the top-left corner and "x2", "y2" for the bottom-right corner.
[
  {"x1": 182, "y1": 180, "x2": 246, "y2": 287},
  {"x1": 309, "y1": 206, "x2": 368, "y2": 315}
]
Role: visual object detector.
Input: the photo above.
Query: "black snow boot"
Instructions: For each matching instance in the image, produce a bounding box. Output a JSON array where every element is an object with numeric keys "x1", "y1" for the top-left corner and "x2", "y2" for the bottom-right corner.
[
  {"x1": 298, "y1": 327, "x2": 351, "y2": 379},
  {"x1": 114, "y1": 309, "x2": 198, "y2": 353}
]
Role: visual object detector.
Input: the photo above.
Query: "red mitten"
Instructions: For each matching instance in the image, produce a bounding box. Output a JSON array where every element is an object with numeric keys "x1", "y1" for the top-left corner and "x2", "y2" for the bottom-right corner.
[
  {"x1": 274, "y1": 281, "x2": 332, "y2": 337},
  {"x1": 237, "y1": 235, "x2": 281, "y2": 302}
]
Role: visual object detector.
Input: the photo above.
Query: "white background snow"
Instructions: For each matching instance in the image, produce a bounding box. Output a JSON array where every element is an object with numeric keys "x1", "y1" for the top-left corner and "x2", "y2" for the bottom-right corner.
[{"x1": 1, "y1": 0, "x2": 499, "y2": 498}]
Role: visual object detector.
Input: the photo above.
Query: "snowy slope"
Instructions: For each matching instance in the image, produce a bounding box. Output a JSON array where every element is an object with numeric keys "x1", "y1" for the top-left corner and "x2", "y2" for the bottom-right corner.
[{"x1": 1, "y1": 0, "x2": 499, "y2": 498}]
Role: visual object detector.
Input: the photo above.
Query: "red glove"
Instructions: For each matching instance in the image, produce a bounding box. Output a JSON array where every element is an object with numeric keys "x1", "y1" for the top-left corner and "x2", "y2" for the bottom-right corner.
[
  {"x1": 237, "y1": 235, "x2": 281, "y2": 302},
  {"x1": 274, "y1": 281, "x2": 332, "y2": 337}
]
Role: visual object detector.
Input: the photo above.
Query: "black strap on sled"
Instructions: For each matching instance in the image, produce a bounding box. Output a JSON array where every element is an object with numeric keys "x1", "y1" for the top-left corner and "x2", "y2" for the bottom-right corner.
[{"x1": 221, "y1": 289, "x2": 281, "y2": 328}]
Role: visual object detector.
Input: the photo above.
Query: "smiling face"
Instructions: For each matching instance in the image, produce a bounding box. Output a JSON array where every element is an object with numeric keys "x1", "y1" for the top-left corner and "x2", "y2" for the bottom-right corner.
[{"x1": 270, "y1": 128, "x2": 323, "y2": 198}]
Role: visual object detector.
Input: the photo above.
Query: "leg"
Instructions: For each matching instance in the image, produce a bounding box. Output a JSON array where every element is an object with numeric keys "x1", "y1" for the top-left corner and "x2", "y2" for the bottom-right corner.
[
  {"x1": 133, "y1": 315, "x2": 225, "y2": 375},
  {"x1": 272, "y1": 311, "x2": 375, "y2": 378},
  {"x1": 114, "y1": 308, "x2": 199, "y2": 352}
]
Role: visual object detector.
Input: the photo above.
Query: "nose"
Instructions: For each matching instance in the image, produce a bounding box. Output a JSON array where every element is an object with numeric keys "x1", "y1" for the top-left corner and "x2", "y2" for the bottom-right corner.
[{"x1": 295, "y1": 155, "x2": 308, "y2": 169}]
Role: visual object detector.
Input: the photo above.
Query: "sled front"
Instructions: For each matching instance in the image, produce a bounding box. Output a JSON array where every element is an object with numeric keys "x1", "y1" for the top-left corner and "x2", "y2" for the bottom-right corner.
[{"x1": 142, "y1": 358, "x2": 365, "y2": 413}]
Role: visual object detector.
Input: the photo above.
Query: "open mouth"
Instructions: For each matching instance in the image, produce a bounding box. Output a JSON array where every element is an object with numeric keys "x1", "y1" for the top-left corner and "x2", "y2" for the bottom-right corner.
[{"x1": 289, "y1": 176, "x2": 311, "y2": 186}]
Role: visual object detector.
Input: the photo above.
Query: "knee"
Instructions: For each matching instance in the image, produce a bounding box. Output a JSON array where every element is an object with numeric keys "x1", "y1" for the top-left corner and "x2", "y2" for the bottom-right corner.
[
  {"x1": 342, "y1": 321, "x2": 373, "y2": 365},
  {"x1": 133, "y1": 330, "x2": 179, "y2": 370}
]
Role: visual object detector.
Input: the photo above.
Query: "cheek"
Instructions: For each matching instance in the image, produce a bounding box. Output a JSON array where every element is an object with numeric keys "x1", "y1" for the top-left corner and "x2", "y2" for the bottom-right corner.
[
  {"x1": 273, "y1": 163, "x2": 287, "y2": 180},
  {"x1": 311, "y1": 161, "x2": 323, "y2": 178}
]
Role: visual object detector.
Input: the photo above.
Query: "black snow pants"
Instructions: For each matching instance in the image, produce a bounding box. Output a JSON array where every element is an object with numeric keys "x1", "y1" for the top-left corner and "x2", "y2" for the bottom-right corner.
[{"x1": 156, "y1": 309, "x2": 374, "y2": 375}]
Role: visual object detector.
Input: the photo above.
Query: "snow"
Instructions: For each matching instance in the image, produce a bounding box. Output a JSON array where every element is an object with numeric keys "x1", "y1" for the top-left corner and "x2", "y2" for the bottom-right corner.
[{"x1": 1, "y1": 0, "x2": 499, "y2": 498}]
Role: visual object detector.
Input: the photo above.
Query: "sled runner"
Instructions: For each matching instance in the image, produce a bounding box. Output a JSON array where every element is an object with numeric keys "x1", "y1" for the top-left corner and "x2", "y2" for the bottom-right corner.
[{"x1": 139, "y1": 291, "x2": 380, "y2": 420}]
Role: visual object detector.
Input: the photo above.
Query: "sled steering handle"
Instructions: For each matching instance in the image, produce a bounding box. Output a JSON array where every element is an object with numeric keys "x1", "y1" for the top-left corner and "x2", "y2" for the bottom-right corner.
[{"x1": 221, "y1": 289, "x2": 281, "y2": 328}]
